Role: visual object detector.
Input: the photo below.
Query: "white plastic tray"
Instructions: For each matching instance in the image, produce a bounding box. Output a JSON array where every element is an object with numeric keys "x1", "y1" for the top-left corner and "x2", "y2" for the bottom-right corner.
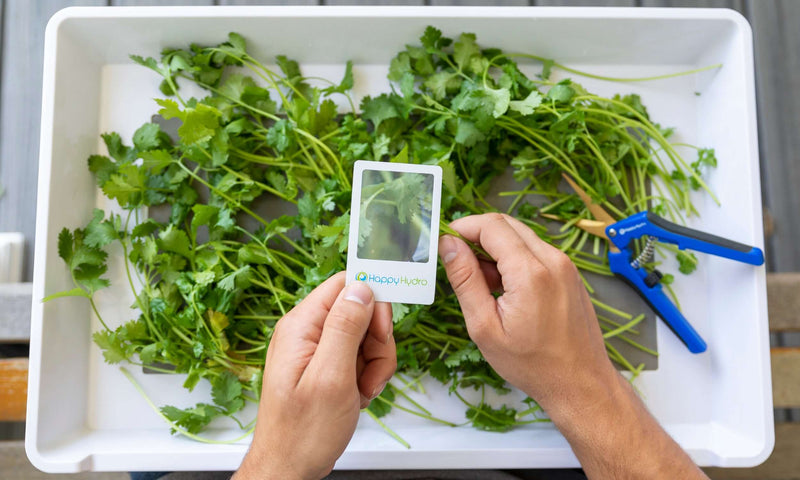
[{"x1": 28, "y1": 6, "x2": 771, "y2": 472}]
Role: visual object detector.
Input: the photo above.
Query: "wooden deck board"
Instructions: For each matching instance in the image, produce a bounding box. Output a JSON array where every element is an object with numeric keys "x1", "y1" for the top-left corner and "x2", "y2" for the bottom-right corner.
[
  {"x1": 748, "y1": 1, "x2": 800, "y2": 273},
  {"x1": 536, "y1": 0, "x2": 635, "y2": 6},
  {"x1": 0, "y1": 0, "x2": 105, "y2": 283},
  {"x1": 642, "y1": 0, "x2": 744, "y2": 9},
  {"x1": 0, "y1": 358, "x2": 28, "y2": 422},
  {"x1": 111, "y1": 0, "x2": 214, "y2": 5}
]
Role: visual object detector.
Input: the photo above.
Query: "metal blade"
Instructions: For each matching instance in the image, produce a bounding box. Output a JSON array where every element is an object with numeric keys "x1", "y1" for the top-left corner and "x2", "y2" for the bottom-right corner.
[
  {"x1": 562, "y1": 173, "x2": 617, "y2": 225},
  {"x1": 541, "y1": 215, "x2": 619, "y2": 253},
  {"x1": 573, "y1": 219, "x2": 613, "y2": 240}
]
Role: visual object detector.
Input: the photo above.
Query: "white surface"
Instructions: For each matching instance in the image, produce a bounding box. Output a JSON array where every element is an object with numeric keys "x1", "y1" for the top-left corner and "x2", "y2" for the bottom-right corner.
[
  {"x1": 346, "y1": 161, "x2": 443, "y2": 305},
  {"x1": 0, "y1": 232, "x2": 24, "y2": 283},
  {"x1": 27, "y1": 6, "x2": 771, "y2": 472}
]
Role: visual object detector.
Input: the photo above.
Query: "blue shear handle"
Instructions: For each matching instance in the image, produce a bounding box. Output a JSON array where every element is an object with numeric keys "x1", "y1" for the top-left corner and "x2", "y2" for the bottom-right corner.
[
  {"x1": 609, "y1": 253, "x2": 708, "y2": 354},
  {"x1": 609, "y1": 212, "x2": 765, "y2": 266}
]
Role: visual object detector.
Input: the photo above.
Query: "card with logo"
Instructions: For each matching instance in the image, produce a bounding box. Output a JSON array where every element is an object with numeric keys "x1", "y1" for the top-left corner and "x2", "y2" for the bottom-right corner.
[{"x1": 346, "y1": 160, "x2": 443, "y2": 304}]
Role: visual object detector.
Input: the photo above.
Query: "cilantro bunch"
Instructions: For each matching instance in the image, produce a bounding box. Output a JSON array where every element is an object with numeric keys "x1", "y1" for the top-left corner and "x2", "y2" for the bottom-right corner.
[{"x1": 48, "y1": 28, "x2": 715, "y2": 440}]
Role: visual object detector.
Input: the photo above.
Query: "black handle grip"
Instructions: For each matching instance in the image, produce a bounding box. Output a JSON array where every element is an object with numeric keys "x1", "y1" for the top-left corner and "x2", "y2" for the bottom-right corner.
[{"x1": 646, "y1": 212, "x2": 753, "y2": 253}]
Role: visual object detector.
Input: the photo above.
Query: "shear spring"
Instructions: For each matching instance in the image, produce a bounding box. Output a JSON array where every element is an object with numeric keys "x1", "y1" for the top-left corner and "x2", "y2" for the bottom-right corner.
[{"x1": 631, "y1": 236, "x2": 657, "y2": 269}]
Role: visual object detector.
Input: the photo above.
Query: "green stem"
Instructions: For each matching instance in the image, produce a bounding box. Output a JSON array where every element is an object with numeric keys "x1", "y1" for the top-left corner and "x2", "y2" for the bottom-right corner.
[
  {"x1": 120, "y1": 367, "x2": 255, "y2": 444},
  {"x1": 603, "y1": 314, "x2": 646, "y2": 339},
  {"x1": 505, "y1": 53, "x2": 722, "y2": 83},
  {"x1": 364, "y1": 409, "x2": 410, "y2": 449}
]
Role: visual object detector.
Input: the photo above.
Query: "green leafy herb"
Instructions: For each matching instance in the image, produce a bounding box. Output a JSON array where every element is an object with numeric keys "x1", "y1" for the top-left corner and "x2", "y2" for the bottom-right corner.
[{"x1": 47, "y1": 28, "x2": 717, "y2": 441}]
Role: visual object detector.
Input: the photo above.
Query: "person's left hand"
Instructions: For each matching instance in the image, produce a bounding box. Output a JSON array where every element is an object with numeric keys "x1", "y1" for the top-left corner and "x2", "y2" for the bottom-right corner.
[{"x1": 234, "y1": 272, "x2": 396, "y2": 480}]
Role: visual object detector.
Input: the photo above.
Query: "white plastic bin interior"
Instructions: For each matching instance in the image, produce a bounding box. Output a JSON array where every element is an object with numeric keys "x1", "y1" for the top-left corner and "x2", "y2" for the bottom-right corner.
[{"x1": 28, "y1": 6, "x2": 770, "y2": 473}]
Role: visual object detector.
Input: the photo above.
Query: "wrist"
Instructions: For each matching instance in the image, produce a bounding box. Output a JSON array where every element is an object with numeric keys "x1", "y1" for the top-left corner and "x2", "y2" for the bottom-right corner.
[
  {"x1": 533, "y1": 363, "x2": 627, "y2": 427},
  {"x1": 235, "y1": 443, "x2": 306, "y2": 480},
  {"x1": 538, "y1": 367, "x2": 706, "y2": 479}
]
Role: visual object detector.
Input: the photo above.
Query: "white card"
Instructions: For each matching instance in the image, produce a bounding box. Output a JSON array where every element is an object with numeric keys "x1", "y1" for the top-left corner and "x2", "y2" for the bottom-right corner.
[{"x1": 346, "y1": 160, "x2": 443, "y2": 305}]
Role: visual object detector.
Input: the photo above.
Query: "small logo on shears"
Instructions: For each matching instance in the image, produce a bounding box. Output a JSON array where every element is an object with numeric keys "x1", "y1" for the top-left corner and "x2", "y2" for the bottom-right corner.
[{"x1": 619, "y1": 223, "x2": 646, "y2": 236}]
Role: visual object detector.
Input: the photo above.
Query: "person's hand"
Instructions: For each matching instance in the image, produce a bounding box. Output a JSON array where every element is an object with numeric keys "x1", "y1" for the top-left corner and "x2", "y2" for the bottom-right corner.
[
  {"x1": 234, "y1": 272, "x2": 396, "y2": 480},
  {"x1": 438, "y1": 213, "x2": 707, "y2": 479},
  {"x1": 437, "y1": 213, "x2": 616, "y2": 413}
]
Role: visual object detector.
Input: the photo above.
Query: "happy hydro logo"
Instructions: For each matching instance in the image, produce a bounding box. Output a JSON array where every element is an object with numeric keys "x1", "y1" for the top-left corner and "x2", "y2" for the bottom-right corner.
[{"x1": 354, "y1": 271, "x2": 428, "y2": 287}]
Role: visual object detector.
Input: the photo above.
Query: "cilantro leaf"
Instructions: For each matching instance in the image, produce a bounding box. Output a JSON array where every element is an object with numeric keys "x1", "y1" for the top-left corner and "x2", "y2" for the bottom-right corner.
[
  {"x1": 366, "y1": 387, "x2": 395, "y2": 418},
  {"x1": 161, "y1": 403, "x2": 222, "y2": 435},
  {"x1": 218, "y1": 265, "x2": 252, "y2": 291},
  {"x1": 92, "y1": 330, "x2": 129, "y2": 364},
  {"x1": 444, "y1": 342, "x2": 483, "y2": 368},
  {"x1": 509, "y1": 90, "x2": 543, "y2": 115},
  {"x1": 84, "y1": 209, "x2": 118, "y2": 248},
  {"x1": 420, "y1": 26, "x2": 444, "y2": 51},
  {"x1": 455, "y1": 118, "x2": 484, "y2": 147},
  {"x1": 453, "y1": 33, "x2": 480, "y2": 73},
  {"x1": 57, "y1": 228, "x2": 74, "y2": 264},
  {"x1": 179, "y1": 103, "x2": 222, "y2": 145},
  {"x1": 361, "y1": 94, "x2": 401, "y2": 130},
  {"x1": 211, "y1": 371, "x2": 244, "y2": 415},
  {"x1": 101, "y1": 132, "x2": 132, "y2": 163},
  {"x1": 158, "y1": 225, "x2": 193, "y2": 259},
  {"x1": 423, "y1": 72, "x2": 460, "y2": 101},
  {"x1": 266, "y1": 119, "x2": 294, "y2": 153},
  {"x1": 466, "y1": 403, "x2": 517, "y2": 432},
  {"x1": 546, "y1": 82, "x2": 575, "y2": 103},
  {"x1": 133, "y1": 123, "x2": 161, "y2": 151},
  {"x1": 191, "y1": 204, "x2": 218, "y2": 239},
  {"x1": 323, "y1": 61, "x2": 354, "y2": 95},
  {"x1": 88, "y1": 155, "x2": 117, "y2": 186},
  {"x1": 485, "y1": 87, "x2": 511, "y2": 118},
  {"x1": 676, "y1": 251, "x2": 698, "y2": 274},
  {"x1": 140, "y1": 150, "x2": 173, "y2": 174},
  {"x1": 155, "y1": 98, "x2": 183, "y2": 120}
]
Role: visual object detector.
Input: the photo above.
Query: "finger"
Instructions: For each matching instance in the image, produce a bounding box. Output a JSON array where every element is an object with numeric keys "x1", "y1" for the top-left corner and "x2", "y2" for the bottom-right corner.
[
  {"x1": 478, "y1": 259, "x2": 502, "y2": 293},
  {"x1": 264, "y1": 272, "x2": 347, "y2": 383},
  {"x1": 360, "y1": 302, "x2": 395, "y2": 405},
  {"x1": 269, "y1": 272, "x2": 347, "y2": 357},
  {"x1": 307, "y1": 281, "x2": 375, "y2": 377},
  {"x1": 358, "y1": 331, "x2": 397, "y2": 402},
  {"x1": 438, "y1": 234, "x2": 502, "y2": 343},
  {"x1": 500, "y1": 214, "x2": 562, "y2": 269},
  {"x1": 367, "y1": 302, "x2": 394, "y2": 345},
  {"x1": 449, "y1": 214, "x2": 544, "y2": 283},
  {"x1": 357, "y1": 354, "x2": 370, "y2": 409},
  {"x1": 359, "y1": 302, "x2": 392, "y2": 407},
  {"x1": 279, "y1": 271, "x2": 347, "y2": 329}
]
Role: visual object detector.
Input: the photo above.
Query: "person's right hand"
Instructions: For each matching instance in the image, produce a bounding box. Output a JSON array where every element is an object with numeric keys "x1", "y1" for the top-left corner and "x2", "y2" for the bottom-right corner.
[
  {"x1": 437, "y1": 213, "x2": 617, "y2": 415},
  {"x1": 438, "y1": 213, "x2": 708, "y2": 479}
]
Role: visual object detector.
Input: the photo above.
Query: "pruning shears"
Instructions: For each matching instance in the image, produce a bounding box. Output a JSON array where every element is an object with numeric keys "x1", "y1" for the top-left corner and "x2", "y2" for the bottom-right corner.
[{"x1": 547, "y1": 174, "x2": 764, "y2": 354}]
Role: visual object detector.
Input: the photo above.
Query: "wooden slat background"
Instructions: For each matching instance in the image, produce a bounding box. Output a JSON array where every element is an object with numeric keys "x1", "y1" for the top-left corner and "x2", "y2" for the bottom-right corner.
[{"x1": 0, "y1": 358, "x2": 27, "y2": 422}]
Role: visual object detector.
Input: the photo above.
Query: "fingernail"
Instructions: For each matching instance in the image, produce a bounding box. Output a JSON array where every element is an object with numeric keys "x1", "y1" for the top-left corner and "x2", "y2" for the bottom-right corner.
[
  {"x1": 371, "y1": 382, "x2": 387, "y2": 399},
  {"x1": 386, "y1": 331, "x2": 393, "y2": 344},
  {"x1": 343, "y1": 281, "x2": 373, "y2": 305},
  {"x1": 439, "y1": 235, "x2": 458, "y2": 264}
]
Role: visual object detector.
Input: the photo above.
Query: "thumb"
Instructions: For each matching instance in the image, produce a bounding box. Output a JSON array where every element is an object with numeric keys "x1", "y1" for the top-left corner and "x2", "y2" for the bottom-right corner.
[
  {"x1": 310, "y1": 281, "x2": 375, "y2": 375},
  {"x1": 439, "y1": 235, "x2": 500, "y2": 343}
]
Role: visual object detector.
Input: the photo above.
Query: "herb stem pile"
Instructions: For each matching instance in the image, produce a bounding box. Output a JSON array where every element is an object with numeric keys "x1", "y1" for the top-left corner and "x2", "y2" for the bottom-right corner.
[{"x1": 48, "y1": 27, "x2": 716, "y2": 439}]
